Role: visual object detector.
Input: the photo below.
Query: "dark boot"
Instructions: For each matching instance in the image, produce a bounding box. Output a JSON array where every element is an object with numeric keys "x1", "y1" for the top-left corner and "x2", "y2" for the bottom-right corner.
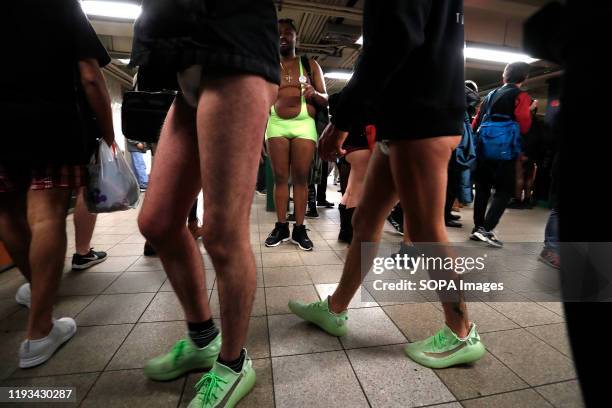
[{"x1": 338, "y1": 205, "x2": 355, "y2": 244}]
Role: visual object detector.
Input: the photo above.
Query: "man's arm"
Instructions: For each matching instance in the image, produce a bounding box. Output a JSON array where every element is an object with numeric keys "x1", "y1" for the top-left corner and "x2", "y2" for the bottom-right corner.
[
  {"x1": 332, "y1": 0, "x2": 432, "y2": 131},
  {"x1": 304, "y1": 59, "x2": 328, "y2": 108},
  {"x1": 78, "y1": 58, "x2": 114, "y2": 146}
]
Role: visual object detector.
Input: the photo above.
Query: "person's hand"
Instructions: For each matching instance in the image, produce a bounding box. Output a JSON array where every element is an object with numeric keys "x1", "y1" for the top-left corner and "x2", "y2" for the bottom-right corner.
[
  {"x1": 302, "y1": 84, "x2": 317, "y2": 102},
  {"x1": 318, "y1": 123, "x2": 348, "y2": 161},
  {"x1": 136, "y1": 142, "x2": 145, "y2": 152},
  {"x1": 530, "y1": 99, "x2": 539, "y2": 112}
]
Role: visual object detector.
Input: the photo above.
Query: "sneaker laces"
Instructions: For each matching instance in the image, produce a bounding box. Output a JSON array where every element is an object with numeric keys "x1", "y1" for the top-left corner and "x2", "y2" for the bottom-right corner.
[
  {"x1": 312, "y1": 301, "x2": 348, "y2": 326},
  {"x1": 195, "y1": 372, "x2": 228, "y2": 404},
  {"x1": 171, "y1": 339, "x2": 188, "y2": 364},
  {"x1": 432, "y1": 330, "x2": 448, "y2": 351}
]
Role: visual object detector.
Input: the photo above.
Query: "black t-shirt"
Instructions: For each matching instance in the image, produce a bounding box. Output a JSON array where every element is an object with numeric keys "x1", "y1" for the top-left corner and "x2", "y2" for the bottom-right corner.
[
  {"x1": 1, "y1": 0, "x2": 111, "y2": 165},
  {"x1": 333, "y1": 0, "x2": 465, "y2": 139}
]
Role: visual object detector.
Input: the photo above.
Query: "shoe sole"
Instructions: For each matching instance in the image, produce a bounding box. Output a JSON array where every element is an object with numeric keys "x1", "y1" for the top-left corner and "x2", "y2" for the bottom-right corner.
[
  {"x1": 264, "y1": 237, "x2": 290, "y2": 248},
  {"x1": 19, "y1": 324, "x2": 77, "y2": 368},
  {"x1": 71, "y1": 257, "x2": 107, "y2": 271},
  {"x1": 290, "y1": 239, "x2": 313, "y2": 251}
]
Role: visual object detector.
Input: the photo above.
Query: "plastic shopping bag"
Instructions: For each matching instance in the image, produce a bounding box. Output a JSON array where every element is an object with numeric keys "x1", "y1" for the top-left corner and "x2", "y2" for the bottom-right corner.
[{"x1": 86, "y1": 141, "x2": 140, "y2": 213}]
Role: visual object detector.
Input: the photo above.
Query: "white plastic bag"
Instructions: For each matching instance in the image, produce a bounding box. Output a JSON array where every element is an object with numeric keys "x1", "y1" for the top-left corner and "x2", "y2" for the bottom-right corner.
[{"x1": 86, "y1": 141, "x2": 140, "y2": 213}]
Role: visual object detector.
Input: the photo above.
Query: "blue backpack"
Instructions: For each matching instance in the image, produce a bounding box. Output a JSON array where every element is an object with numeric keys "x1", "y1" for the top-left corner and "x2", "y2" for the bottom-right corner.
[{"x1": 476, "y1": 89, "x2": 522, "y2": 161}]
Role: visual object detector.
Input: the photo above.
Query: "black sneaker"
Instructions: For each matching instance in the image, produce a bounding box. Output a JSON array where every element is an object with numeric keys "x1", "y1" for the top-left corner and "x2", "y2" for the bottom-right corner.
[
  {"x1": 449, "y1": 213, "x2": 461, "y2": 221},
  {"x1": 305, "y1": 207, "x2": 319, "y2": 218},
  {"x1": 265, "y1": 222, "x2": 290, "y2": 247},
  {"x1": 71, "y1": 248, "x2": 107, "y2": 270},
  {"x1": 484, "y1": 230, "x2": 504, "y2": 248},
  {"x1": 143, "y1": 241, "x2": 157, "y2": 256},
  {"x1": 470, "y1": 227, "x2": 488, "y2": 242},
  {"x1": 445, "y1": 219, "x2": 463, "y2": 228},
  {"x1": 291, "y1": 224, "x2": 313, "y2": 251},
  {"x1": 390, "y1": 242, "x2": 415, "y2": 269},
  {"x1": 317, "y1": 200, "x2": 335, "y2": 208}
]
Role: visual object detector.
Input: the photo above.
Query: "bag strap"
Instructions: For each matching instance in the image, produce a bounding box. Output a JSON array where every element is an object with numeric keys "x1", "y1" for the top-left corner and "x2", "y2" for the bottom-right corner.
[{"x1": 301, "y1": 55, "x2": 312, "y2": 83}]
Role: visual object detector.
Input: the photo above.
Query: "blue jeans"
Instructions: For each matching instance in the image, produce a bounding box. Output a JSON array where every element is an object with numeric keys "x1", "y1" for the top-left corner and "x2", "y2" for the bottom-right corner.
[
  {"x1": 544, "y1": 208, "x2": 559, "y2": 252},
  {"x1": 130, "y1": 151, "x2": 148, "y2": 188}
]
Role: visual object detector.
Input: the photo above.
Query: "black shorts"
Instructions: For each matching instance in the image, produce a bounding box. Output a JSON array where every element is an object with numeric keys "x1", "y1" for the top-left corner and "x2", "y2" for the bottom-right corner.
[
  {"x1": 131, "y1": 0, "x2": 280, "y2": 85},
  {"x1": 343, "y1": 128, "x2": 369, "y2": 154}
]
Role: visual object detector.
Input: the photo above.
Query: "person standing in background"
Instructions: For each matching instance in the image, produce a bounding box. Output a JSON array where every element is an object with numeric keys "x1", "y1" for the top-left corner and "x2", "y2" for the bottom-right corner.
[
  {"x1": 1, "y1": 0, "x2": 114, "y2": 368},
  {"x1": 126, "y1": 139, "x2": 149, "y2": 190}
]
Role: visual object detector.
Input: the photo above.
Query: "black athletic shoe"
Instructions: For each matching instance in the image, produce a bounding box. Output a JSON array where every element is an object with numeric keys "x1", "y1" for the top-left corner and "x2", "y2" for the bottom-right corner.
[
  {"x1": 470, "y1": 227, "x2": 488, "y2": 242},
  {"x1": 71, "y1": 248, "x2": 107, "y2": 270},
  {"x1": 143, "y1": 241, "x2": 157, "y2": 256},
  {"x1": 387, "y1": 215, "x2": 404, "y2": 235},
  {"x1": 445, "y1": 219, "x2": 463, "y2": 228},
  {"x1": 484, "y1": 230, "x2": 504, "y2": 248},
  {"x1": 265, "y1": 222, "x2": 290, "y2": 247},
  {"x1": 449, "y1": 213, "x2": 461, "y2": 221},
  {"x1": 317, "y1": 200, "x2": 335, "y2": 208},
  {"x1": 291, "y1": 224, "x2": 313, "y2": 251},
  {"x1": 305, "y1": 207, "x2": 319, "y2": 218},
  {"x1": 390, "y1": 242, "x2": 415, "y2": 269}
]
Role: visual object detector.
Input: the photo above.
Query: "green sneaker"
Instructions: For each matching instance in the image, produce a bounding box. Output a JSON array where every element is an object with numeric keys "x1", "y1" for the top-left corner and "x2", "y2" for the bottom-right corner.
[
  {"x1": 288, "y1": 297, "x2": 348, "y2": 337},
  {"x1": 144, "y1": 334, "x2": 221, "y2": 381},
  {"x1": 404, "y1": 323, "x2": 486, "y2": 369},
  {"x1": 187, "y1": 350, "x2": 256, "y2": 408}
]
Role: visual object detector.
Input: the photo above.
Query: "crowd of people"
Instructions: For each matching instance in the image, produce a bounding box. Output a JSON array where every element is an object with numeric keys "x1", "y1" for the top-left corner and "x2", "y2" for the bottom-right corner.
[{"x1": 0, "y1": 1, "x2": 569, "y2": 407}]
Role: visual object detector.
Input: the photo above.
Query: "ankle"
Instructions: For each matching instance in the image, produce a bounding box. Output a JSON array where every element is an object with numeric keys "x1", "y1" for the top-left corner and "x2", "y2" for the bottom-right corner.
[
  {"x1": 28, "y1": 321, "x2": 53, "y2": 340},
  {"x1": 328, "y1": 295, "x2": 346, "y2": 315}
]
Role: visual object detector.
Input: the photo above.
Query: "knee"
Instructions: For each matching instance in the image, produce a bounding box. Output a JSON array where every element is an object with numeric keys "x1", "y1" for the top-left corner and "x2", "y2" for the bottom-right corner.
[
  {"x1": 291, "y1": 171, "x2": 309, "y2": 186},
  {"x1": 138, "y1": 211, "x2": 179, "y2": 244},
  {"x1": 273, "y1": 172, "x2": 289, "y2": 186}
]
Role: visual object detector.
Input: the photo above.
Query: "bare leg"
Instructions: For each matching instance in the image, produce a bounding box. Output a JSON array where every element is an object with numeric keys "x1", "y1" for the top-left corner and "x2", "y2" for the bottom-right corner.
[
  {"x1": 73, "y1": 188, "x2": 97, "y2": 255},
  {"x1": 0, "y1": 191, "x2": 31, "y2": 281},
  {"x1": 138, "y1": 96, "x2": 211, "y2": 324},
  {"x1": 344, "y1": 149, "x2": 371, "y2": 209},
  {"x1": 289, "y1": 138, "x2": 316, "y2": 226},
  {"x1": 267, "y1": 137, "x2": 291, "y2": 222},
  {"x1": 26, "y1": 188, "x2": 71, "y2": 339},
  {"x1": 197, "y1": 74, "x2": 277, "y2": 361},
  {"x1": 388, "y1": 136, "x2": 470, "y2": 337},
  {"x1": 329, "y1": 147, "x2": 398, "y2": 312}
]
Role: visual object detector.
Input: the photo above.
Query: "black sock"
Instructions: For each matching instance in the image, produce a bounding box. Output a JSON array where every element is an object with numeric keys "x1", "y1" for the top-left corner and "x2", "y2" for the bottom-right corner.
[
  {"x1": 218, "y1": 349, "x2": 245, "y2": 373},
  {"x1": 187, "y1": 319, "x2": 219, "y2": 349}
]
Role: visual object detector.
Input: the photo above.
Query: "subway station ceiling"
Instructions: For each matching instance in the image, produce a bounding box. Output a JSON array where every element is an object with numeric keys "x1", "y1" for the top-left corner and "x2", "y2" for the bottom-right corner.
[{"x1": 90, "y1": 0, "x2": 560, "y2": 98}]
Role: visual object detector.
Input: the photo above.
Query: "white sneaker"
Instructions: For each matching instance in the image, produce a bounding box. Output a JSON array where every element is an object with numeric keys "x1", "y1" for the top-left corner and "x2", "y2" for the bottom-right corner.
[
  {"x1": 19, "y1": 318, "x2": 77, "y2": 368},
  {"x1": 15, "y1": 283, "x2": 31, "y2": 308}
]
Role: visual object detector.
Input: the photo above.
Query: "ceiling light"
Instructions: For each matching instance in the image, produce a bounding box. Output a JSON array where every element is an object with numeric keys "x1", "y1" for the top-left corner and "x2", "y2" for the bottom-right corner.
[
  {"x1": 117, "y1": 58, "x2": 131, "y2": 65},
  {"x1": 80, "y1": 1, "x2": 141, "y2": 20},
  {"x1": 355, "y1": 35, "x2": 363, "y2": 45},
  {"x1": 464, "y1": 46, "x2": 538, "y2": 64},
  {"x1": 324, "y1": 71, "x2": 353, "y2": 81}
]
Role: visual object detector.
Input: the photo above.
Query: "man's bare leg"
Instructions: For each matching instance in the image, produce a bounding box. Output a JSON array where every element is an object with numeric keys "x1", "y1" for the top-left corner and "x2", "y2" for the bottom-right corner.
[
  {"x1": 267, "y1": 137, "x2": 291, "y2": 222},
  {"x1": 138, "y1": 97, "x2": 211, "y2": 324},
  {"x1": 197, "y1": 74, "x2": 277, "y2": 361},
  {"x1": 388, "y1": 136, "x2": 470, "y2": 337},
  {"x1": 329, "y1": 146, "x2": 398, "y2": 312},
  {"x1": 0, "y1": 191, "x2": 31, "y2": 281},
  {"x1": 73, "y1": 188, "x2": 97, "y2": 255},
  {"x1": 289, "y1": 138, "x2": 316, "y2": 226},
  {"x1": 26, "y1": 188, "x2": 71, "y2": 339}
]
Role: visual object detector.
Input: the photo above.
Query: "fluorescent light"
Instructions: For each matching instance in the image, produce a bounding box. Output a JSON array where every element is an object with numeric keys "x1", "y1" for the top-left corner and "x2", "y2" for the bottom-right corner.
[
  {"x1": 324, "y1": 71, "x2": 353, "y2": 81},
  {"x1": 355, "y1": 35, "x2": 363, "y2": 45},
  {"x1": 464, "y1": 46, "x2": 538, "y2": 64},
  {"x1": 80, "y1": 1, "x2": 141, "y2": 20},
  {"x1": 117, "y1": 58, "x2": 131, "y2": 65}
]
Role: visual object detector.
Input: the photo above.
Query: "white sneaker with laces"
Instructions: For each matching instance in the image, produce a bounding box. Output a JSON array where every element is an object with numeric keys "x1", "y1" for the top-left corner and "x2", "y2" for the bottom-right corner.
[
  {"x1": 19, "y1": 318, "x2": 77, "y2": 368},
  {"x1": 15, "y1": 283, "x2": 31, "y2": 308}
]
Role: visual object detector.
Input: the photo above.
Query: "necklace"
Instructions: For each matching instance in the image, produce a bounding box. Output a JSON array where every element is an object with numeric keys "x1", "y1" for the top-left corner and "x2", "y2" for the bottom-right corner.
[{"x1": 280, "y1": 58, "x2": 295, "y2": 83}]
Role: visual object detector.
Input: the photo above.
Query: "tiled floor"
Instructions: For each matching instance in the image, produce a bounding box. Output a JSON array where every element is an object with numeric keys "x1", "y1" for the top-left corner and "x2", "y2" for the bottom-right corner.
[{"x1": 0, "y1": 183, "x2": 584, "y2": 407}]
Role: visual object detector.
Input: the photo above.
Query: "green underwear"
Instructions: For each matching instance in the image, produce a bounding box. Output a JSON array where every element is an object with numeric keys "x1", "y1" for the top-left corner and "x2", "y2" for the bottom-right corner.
[{"x1": 266, "y1": 58, "x2": 318, "y2": 142}]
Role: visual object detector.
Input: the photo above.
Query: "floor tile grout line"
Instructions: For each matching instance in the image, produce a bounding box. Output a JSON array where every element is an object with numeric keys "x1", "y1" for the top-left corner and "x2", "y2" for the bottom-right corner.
[
  {"x1": 341, "y1": 347, "x2": 374, "y2": 408},
  {"x1": 455, "y1": 378, "x2": 580, "y2": 405},
  {"x1": 524, "y1": 325, "x2": 573, "y2": 359}
]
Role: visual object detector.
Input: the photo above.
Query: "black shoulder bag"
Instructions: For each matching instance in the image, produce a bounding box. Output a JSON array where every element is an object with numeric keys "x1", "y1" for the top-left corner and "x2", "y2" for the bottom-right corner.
[{"x1": 121, "y1": 78, "x2": 177, "y2": 144}]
